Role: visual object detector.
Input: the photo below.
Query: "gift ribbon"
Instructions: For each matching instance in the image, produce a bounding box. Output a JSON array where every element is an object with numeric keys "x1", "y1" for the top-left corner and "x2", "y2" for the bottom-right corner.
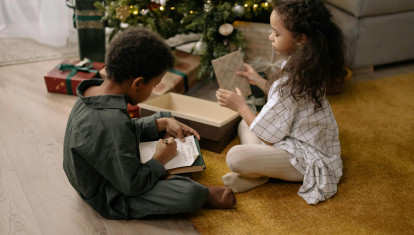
[
  {"x1": 57, "y1": 61, "x2": 98, "y2": 95},
  {"x1": 73, "y1": 10, "x2": 104, "y2": 29},
  {"x1": 169, "y1": 68, "x2": 189, "y2": 92},
  {"x1": 76, "y1": 15, "x2": 102, "y2": 21}
]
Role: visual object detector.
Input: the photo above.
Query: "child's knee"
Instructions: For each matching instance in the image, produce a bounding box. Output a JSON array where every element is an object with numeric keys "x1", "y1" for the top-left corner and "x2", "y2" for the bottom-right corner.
[{"x1": 226, "y1": 145, "x2": 249, "y2": 172}]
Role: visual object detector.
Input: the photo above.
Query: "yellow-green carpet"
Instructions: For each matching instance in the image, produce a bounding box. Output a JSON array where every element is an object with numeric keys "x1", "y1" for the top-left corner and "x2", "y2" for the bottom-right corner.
[{"x1": 189, "y1": 73, "x2": 414, "y2": 234}]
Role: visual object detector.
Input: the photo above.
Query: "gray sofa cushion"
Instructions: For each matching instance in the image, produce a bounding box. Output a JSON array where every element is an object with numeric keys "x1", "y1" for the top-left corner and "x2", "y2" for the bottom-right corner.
[
  {"x1": 327, "y1": 4, "x2": 414, "y2": 68},
  {"x1": 324, "y1": 0, "x2": 414, "y2": 17}
]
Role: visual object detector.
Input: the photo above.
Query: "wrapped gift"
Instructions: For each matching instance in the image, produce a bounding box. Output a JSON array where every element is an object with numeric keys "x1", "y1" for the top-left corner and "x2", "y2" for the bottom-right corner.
[
  {"x1": 148, "y1": 49, "x2": 201, "y2": 99},
  {"x1": 140, "y1": 93, "x2": 241, "y2": 153},
  {"x1": 233, "y1": 21, "x2": 287, "y2": 78},
  {"x1": 234, "y1": 21, "x2": 273, "y2": 62},
  {"x1": 127, "y1": 103, "x2": 140, "y2": 118},
  {"x1": 99, "y1": 50, "x2": 200, "y2": 99},
  {"x1": 73, "y1": 0, "x2": 105, "y2": 62},
  {"x1": 44, "y1": 59, "x2": 105, "y2": 95}
]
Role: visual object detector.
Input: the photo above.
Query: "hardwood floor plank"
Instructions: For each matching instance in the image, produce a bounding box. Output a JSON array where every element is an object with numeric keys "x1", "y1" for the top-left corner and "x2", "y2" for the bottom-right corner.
[
  {"x1": 101, "y1": 216, "x2": 199, "y2": 235},
  {"x1": 0, "y1": 142, "x2": 42, "y2": 234},
  {"x1": 5, "y1": 140, "x2": 109, "y2": 234},
  {"x1": 0, "y1": 59, "x2": 200, "y2": 234},
  {"x1": 0, "y1": 59, "x2": 78, "y2": 146}
]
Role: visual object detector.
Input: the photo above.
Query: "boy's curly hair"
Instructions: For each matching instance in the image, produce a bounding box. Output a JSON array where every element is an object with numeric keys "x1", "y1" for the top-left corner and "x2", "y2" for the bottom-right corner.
[
  {"x1": 271, "y1": 0, "x2": 346, "y2": 109},
  {"x1": 105, "y1": 27, "x2": 174, "y2": 83}
]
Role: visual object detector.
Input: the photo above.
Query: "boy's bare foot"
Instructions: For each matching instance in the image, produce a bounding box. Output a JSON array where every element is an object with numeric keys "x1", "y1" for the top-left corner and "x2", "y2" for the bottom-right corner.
[{"x1": 203, "y1": 186, "x2": 237, "y2": 209}]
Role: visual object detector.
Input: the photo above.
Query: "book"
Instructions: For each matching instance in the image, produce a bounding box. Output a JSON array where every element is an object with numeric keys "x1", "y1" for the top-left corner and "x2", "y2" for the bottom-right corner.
[{"x1": 139, "y1": 135, "x2": 206, "y2": 174}]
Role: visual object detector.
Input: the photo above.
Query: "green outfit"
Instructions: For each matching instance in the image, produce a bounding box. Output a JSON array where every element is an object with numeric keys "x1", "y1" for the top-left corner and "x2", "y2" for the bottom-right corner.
[{"x1": 63, "y1": 79, "x2": 209, "y2": 219}]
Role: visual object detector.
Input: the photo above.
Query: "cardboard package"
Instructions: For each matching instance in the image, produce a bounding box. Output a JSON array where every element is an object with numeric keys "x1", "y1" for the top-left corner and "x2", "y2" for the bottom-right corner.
[
  {"x1": 233, "y1": 21, "x2": 273, "y2": 62},
  {"x1": 233, "y1": 21, "x2": 286, "y2": 77},
  {"x1": 150, "y1": 50, "x2": 201, "y2": 99},
  {"x1": 127, "y1": 103, "x2": 140, "y2": 118},
  {"x1": 139, "y1": 93, "x2": 241, "y2": 153},
  {"x1": 99, "y1": 50, "x2": 200, "y2": 99},
  {"x1": 44, "y1": 59, "x2": 105, "y2": 96}
]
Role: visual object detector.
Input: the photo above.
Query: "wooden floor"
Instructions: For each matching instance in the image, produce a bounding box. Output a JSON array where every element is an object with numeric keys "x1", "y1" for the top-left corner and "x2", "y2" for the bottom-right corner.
[
  {"x1": 0, "y1": 59, "x2": 199, "y2": 234},
  {"x1": 1, "y1": 58, "x2": 414, "y2": 234}
]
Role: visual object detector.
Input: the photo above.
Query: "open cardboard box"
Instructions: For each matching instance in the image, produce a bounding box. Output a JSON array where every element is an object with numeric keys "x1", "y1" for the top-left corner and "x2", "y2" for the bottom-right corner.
[{"x1": 139, "y1": 93, "x2": 241, "y2": 153}]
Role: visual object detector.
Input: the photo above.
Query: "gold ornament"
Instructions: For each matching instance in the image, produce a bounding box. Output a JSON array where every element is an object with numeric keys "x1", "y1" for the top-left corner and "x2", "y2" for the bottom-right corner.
[
  {"x1": 115, "y1": 5, "x2": 130, "y2": 21},
  {"x1": 218, "y1": 23, "x2": 234, "y2": 36}
]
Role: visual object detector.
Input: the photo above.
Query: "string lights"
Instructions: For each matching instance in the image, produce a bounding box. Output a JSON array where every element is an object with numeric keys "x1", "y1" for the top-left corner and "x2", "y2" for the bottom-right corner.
[{"x1": 94, "y1": 0, "x2": 272, "y2": 80}]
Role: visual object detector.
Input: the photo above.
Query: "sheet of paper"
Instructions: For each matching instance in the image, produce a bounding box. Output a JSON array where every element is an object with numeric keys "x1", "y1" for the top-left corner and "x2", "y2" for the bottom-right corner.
[
  {"x1": 139, "y1": 135, "x2": 199, "y2": 170},
  {"x1": 212, "y1": 50, "x2": 252, "y2": 97}
]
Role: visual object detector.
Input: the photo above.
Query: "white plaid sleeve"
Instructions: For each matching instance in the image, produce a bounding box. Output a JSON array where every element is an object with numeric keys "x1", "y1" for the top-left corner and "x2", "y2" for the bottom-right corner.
[{"x1": 250, "y1": 86, "x2": 297, "y2": 144}]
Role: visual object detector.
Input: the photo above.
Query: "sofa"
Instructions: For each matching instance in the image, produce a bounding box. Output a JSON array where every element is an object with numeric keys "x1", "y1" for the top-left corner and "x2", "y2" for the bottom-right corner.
[{"x1": 323, "y1": 0, "x2": 414, "y2": 70}]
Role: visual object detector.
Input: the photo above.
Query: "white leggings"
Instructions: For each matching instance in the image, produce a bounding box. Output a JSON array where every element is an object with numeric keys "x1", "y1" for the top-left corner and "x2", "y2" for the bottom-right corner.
[{"x1": 223, "y1": 120, "x2": 303, "y2": 193}]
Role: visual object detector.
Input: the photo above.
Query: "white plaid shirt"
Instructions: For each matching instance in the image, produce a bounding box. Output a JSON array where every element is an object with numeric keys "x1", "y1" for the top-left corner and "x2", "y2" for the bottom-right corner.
[{"x1": 250, "y1": 69, "x2": 343, "y2": 205}]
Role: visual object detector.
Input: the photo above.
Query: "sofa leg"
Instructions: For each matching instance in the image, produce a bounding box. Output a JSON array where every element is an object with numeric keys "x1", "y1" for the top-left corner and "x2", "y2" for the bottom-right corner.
[{"x1": 352, "y1": 66, "x2": 374, "y2": 75}]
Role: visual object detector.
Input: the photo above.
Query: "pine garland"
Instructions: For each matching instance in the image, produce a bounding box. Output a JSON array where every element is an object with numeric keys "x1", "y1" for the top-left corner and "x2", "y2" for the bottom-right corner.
[{"x1": 94, "y1": 0, "x2": 272, "y2": 81}]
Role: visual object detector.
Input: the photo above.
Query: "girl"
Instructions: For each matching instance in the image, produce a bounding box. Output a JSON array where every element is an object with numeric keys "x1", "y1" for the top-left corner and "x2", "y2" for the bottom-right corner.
[{"x1": 216, "y1": 0, "x2": 345, "y2": 205}]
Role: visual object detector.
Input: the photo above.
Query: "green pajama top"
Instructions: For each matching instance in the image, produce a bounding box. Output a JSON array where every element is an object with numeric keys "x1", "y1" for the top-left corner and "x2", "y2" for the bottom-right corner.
[{"x1": 63, "y1": 79, "x2": 173, "y2": 219}]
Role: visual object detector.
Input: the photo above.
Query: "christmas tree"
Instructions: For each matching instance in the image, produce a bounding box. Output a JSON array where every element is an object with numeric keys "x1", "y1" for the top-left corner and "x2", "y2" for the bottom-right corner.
[{"x1": 94, "y1": 0, "x2": 272, "y2": 80}]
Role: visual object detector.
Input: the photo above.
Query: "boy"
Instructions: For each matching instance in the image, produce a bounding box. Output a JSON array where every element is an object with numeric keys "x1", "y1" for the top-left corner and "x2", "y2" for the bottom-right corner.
[{"x1": 63, "y1": 27, "x2": 236, "y2": 220}]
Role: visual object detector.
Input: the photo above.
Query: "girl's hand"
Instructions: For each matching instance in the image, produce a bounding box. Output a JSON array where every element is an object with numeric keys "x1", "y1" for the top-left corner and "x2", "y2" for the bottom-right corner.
[
  {"x1": 236, "y1": 63, "x2": 267, "y2": 91},
  {"x1": 216, "y1": 87, "x2": 248, "y2": 112},
  {"x1": 153, "y1": 137, "x2": 177, "y2": 165},
  {"x1": 157, "y1": 118, "x2": 200, "y2": 142}
]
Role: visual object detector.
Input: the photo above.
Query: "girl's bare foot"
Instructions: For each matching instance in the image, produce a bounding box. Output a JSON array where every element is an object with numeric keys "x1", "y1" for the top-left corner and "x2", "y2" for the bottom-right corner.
[{"x1": 203, "y1": 186, "x2": 237, "y2": 209}]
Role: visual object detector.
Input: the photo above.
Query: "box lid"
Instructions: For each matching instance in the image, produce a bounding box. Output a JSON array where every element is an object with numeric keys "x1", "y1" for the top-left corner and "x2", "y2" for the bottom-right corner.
[{"x1": 139, "y1": 92, "x2": 240, "y2": 127}]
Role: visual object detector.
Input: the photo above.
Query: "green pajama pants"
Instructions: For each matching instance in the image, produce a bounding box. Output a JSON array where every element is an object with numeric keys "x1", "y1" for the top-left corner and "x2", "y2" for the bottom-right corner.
[{"x1": 126, "y1": 175, "x2": 209, "y2": 218}]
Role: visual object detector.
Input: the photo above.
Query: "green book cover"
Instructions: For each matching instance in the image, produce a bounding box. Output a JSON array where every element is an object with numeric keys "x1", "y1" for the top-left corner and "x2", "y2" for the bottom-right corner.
[{"x1": 193, "y1": 137, "x2": 206, "y2": 169}]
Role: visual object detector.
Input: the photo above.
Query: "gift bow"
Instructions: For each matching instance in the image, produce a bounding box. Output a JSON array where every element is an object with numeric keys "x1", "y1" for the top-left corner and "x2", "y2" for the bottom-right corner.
[{"x1": 57, "y1": 60, "x2": 98, "y2": 95}]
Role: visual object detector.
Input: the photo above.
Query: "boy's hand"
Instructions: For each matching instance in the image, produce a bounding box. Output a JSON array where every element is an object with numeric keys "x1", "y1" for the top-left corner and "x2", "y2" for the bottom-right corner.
[
  {"x1": 153, "y1": 137, "x2": 177, "y2": 165},
  {"x1": 157, "y1": 118, "x2": 200, "y2": 142},
  {"x1": 216, "y1": 88, "x2": 248, "y2": 112}
]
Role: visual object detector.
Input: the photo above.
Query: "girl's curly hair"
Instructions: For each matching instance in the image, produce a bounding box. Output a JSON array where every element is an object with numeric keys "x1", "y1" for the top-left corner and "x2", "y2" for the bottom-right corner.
[{"x1": 270, "y1": 0, "x2": 346, "y2": 109}]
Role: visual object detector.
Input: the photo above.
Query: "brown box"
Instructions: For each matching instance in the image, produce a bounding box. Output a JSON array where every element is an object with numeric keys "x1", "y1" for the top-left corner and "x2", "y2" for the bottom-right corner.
[
  {"x1": 149, "y1": 50, "x2": 200, "y2": 99},
  {"x1": 127, "y1": 104, "x2": 140, "y2": 118},
  {"x1": 233, "y1": 21, "x2": 287, "y2": 77},
  {"x1": 139, "y1": 93, "x2": 241, "y2": 153},
  {"x1": 99, "y1": 50, "x2": 200, "y2": 99},
  {"x1": 233, "y1": 21, "x2": 273, "y2": 61},
  {"x1": 44, "y1": 59, "x2": 105, "y2": 96}
]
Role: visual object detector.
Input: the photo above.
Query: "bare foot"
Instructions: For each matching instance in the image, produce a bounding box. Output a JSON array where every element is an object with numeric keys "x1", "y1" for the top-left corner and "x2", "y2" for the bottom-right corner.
[{"x1": 203, "y1": 186, "x2": 237, "y2": 209}]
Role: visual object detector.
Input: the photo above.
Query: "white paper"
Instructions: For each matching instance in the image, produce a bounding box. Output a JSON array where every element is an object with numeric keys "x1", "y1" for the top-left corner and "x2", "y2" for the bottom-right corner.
[{"x1": 139, "y1": 135, "x2": 199, "y2": 170}]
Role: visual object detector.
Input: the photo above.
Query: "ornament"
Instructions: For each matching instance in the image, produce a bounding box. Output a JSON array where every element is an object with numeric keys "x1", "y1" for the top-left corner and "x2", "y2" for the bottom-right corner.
[
  {"x1": 115, "y1": 5, "x2": 130, "y2": 21},
  {"x1": 151, "y1": 0, "x2": 168, "y2": 6},
  {"x1": 232, "y1": 4, "x2": 245, "y2": 16},
  {"x1": 223, "y1": 39, "x2": 229, "y2": 47},
  {"x1": 219, "y1": 23, "x2": 234, "y2": 36},
  {"x1": 140, "y1": 9, "x2": 149, "y2": 16},
  {"x1": 204, "y1": 0, "x2": 213, "y2": 13},
  {"x1": 120, "y1": 23, "x2": 129, "y2": 29},
  {"x1": 194, "y1": 40, "x2": 208, "y2": 55}
]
